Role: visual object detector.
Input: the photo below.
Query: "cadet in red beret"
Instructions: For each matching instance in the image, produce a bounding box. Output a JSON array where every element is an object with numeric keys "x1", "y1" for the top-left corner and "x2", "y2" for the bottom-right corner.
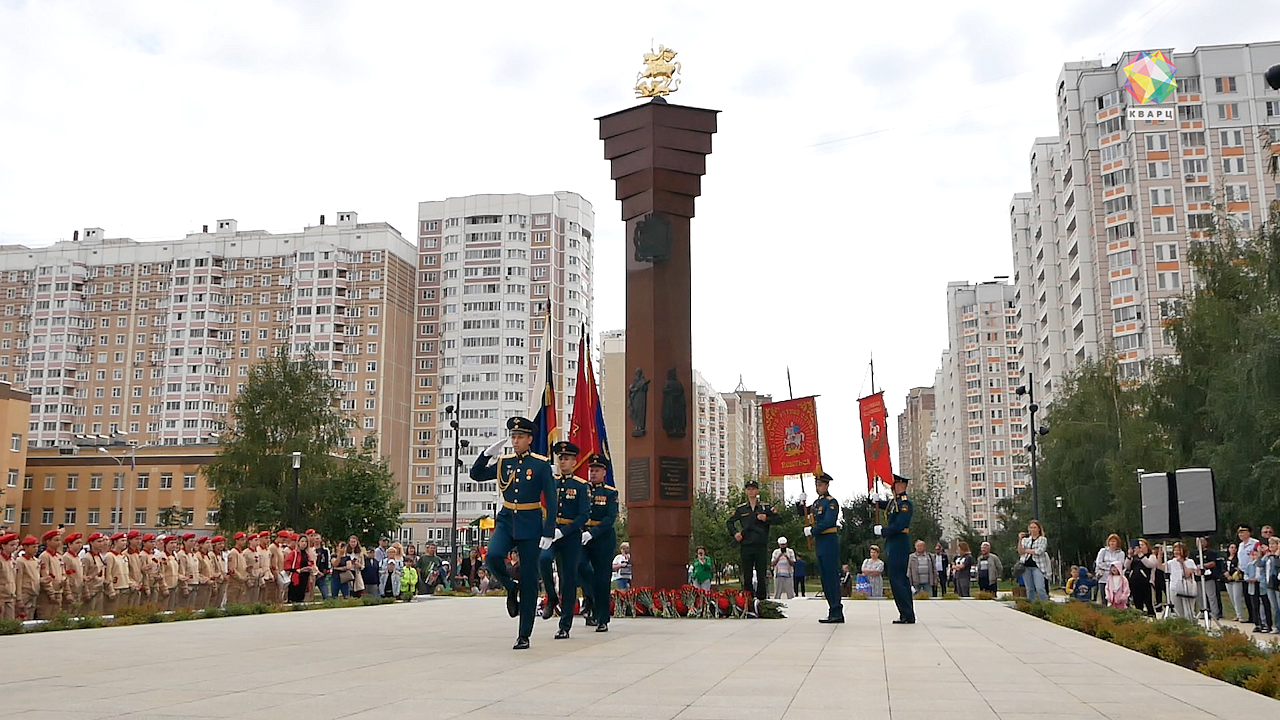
[
  {"x1": 267, "y1": 532, "x2": 286, "y2": 604},
  {"x1": 177, "y1": 533, "x2": 198, "y2": 609},
  {"x1": 36, "y1": 531, "x2": 65, "y2": 619},
  {"x1": 15, "y1": 536, "x2": 40, "y2": 619},
  {"x1": 61, "y1": 533, "x2": 85, "y2": 615},
  {"x1": 105, "y1": 533, "x2": 129, "y2": 615},
  {"x1": 124, "y1": 531, "x2": 147, "y2": 607},
  {"x1": 1, "y1": 532, "x2": 19, "y2": 620},
  {"x1": 83, "y1": 532, "x2": 109, "y2": 615}
]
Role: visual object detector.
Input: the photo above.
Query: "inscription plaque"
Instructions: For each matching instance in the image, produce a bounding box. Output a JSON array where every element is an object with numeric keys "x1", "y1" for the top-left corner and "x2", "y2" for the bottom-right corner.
[
  {"x1": 658, "y1": 456, "x2": 690, "y2": 501},
  {"x1": 627, "y1": 457, "x2": 651, "y2": 504}
]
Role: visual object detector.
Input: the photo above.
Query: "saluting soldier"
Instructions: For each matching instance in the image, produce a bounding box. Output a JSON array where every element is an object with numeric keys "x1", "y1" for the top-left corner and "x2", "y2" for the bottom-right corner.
[
  {"x1": 727, "y1": 479, "x2": 778, "y2": 600},
  {"x1": 538, "y1": 441, "x2": 591, "y2": 639},
  {"x1": 37, "y1": 530, "x2": 66, "y2": 619},
  {"x1": 803, "y1": 473, "x2": 844, "y2": 624},
  {"x1": 580, "y1": 454, "x2": 619, "y2": 633},
  {"x1": 60, "y1": 533, "x2": 85, "y2": 615},
  {"x1": 105, "y1": 533, "x2": 129, "y2": 614},
  {"x1": 82, "y1": 533, "x2": 108, "y2": 615},
  {"x1": 472, "y1": 416, "x2": 558, "y2": 650},
  {"x1": 16, "y1": 536, "x2": 40, "y2": 619},
  {"x1": 0, "y1": 532, "x2": 19, "y2": 620},
  {"x1": 874, "y1": 474, "x2": 916, "y2": 624}
]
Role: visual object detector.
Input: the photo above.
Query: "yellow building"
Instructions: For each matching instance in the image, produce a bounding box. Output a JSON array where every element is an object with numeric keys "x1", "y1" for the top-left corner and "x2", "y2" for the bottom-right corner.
[{"x1": 0, "y1": 382, "x2": 32, "y2": 533}]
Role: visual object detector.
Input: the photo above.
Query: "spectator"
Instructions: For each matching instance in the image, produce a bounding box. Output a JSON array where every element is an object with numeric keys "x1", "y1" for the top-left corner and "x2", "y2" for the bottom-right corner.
[
  {"x1": 441, "y1": 561, "x2": 456, "y2": 590},
  {"x1": 770, "y1": 537, "x2": 796, "y2": 599},
  {"x1": 976, "y1": 542, "x2": 1002, "y2": 595},
  {"x1": 333, "y1": 536, "x2": 363, "y2": 598},
  {"x1": 907, "y1": 540, "x2": 936, "y2": 596},
  {"x1": 861, "y1": 545, "x2": 885, "y2": 600},
  {"x1": 1151, "y1": 543, "x2": 1167, "y2": 610},
  {"x1": 952, "y1": 541, "x2": 973, "y2": 598},
  {"x1": 612, "y1": 542, "x2": 632, "y2": 591},
  {"x1": 459, "y1": 548, "x2": 482, "y2": 588},
  {"x1": 1224, "y1": 543, "x2": 1246, "y2": 622},
  {"x1": 380, "y1": 543, "x2": 405, "y2": 599},
  {"x1": 1094, "y1": 534, "x2": 1127, "y2": 606},
  {"x1": 1065, "y1": 565, "x2": 1080, "y2": 595},
  {"x1": 284, "y1": 533, "x2": 310, "y2": 604},
  {"x1": 692, "y1": 546, "x2": 714, "y2": 591},
  {"x1": 1104, "y1": 562, "x2": 1129, "y2": 609},
  {"x1": 403, "y1": 544, "x2": 418, "y2": 581},
  {"x1": 932, "y1": 542, "x2": 950, "y2": 597},
  {"x1": 361, "y1": 548, "x2": 381, "y2": 596},
  {"x1": 1019, "y1": 521, "x2": 1051, "y2": 602},
  {"x1": 1246, "y1": 541, "x2": 1273, "y2": 632},
  {"x1": 1069, "y1": 567, "x2": 1097, "y2": 602},
  {"x1": 1196, "y1": 537, "x2": 1223, "y2": 620},
  {"x1": 505, "y1": 549, "x2": 521, "y2": 585},
  {"x1": 1166, "y1": 542, "x2": 1198, "y2": 620},
  {"x1": 1125, "y1": 539, "x2": 1158, "y2": 616},
  {"x1": 1266, "y1": 538, "x2": 1280, "y2": 634},
  {"x1": 417, "y1": 544, "x2": 444, "y2": 595},
  {"x1": 374, "y1": 538, "x2": 390, "y2": 566},
  {"x1": 1238, "y1": 524, "x2": 1263, "y2": 626},
  {"x1": 475, "y1": 567, "x2": 492, "y2": 594},
  {"x1": 400, "y1": 561, "x2": 418, "y2": 601},
  {"x1": 840, "y1": 564, "x2": 852, "y2": 597},
  {"x1": 312, "y1": 534, "x2": 332, "y2": 600},
  {"x1": 794, "y1": 556, "x2": 807, "y2": 597}
]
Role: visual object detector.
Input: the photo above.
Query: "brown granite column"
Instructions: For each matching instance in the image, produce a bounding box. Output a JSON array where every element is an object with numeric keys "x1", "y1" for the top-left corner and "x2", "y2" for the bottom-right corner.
[{"x1": 599, "y1": 98, "x2": 718, "y2": 590}]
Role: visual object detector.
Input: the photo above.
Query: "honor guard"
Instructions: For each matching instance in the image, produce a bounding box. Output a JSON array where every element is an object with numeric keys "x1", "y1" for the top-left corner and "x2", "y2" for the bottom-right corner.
[
  {"x1": 539, "y1": 441, "x2": 591, "y2": 639},
  {"x1": 803, "y1": 473, "x2": 844, "y2": 623},
  {"x1": 727, "y1": 479, "x2": 778, "y2": 601},
  {"x1": 581, "y1": 454, "x2": 619, "y2": 633},
  {"x1": 874, "y1": 474, "x2": 915, "y2": 624},
  {"x1": 472, "y1": 416, "x2": 558, "y2": 650}
]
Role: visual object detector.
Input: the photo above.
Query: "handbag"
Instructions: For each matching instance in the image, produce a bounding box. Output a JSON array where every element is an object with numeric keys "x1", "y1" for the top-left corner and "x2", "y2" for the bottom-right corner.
[
  {"x1": 338, "y1": 569, "x2": 355, "y2": 584},
  {"x1": 1012, "y1": 560, "x2": 1026, "y2": 577},
  {"x1": 276, "y1": 570, "x2": 291, "y2": 588}
]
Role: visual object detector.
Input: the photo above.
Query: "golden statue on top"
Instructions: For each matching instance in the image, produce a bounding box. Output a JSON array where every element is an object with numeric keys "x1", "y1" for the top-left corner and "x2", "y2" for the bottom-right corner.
[{"x1": 635, "y1": 45, "x2": 681, "y2": 98}]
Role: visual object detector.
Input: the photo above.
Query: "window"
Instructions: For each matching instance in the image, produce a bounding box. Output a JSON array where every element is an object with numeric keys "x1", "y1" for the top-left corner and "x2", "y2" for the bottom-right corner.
[
  {"x1": 1216, "y1": 103, "x2": 1239, "y2": 120},
  {"x1": 137, "y1": 473, "x2": 149, "y2": 490},
  {"x1": 183, "y1": 473, "x2": 196, "y2": 490},
  {"x1": 1267, "y1": 100, "x2": 1280, "y2": 118},
  {"x1": 5, "y1": 468, "x2": 15, "y2": 487},
  {"x1": 1214, "y1": 77, "x2": 1237, "y2": 93},
  {"x1": 9, "y1": 433, "x2": 19, "y2": 451},
  {"x1": 1220, "y1": 129, "x2": 1244, "y2": 147},
  {"x1": 43, "y1": 474, "x2": 54, "y2": 490},
  {"x1": 1225, "y1": 184, "x2": 1249, "y2": 203},
  {"x1": 1156, "y1": 271, "x2": 1182, "y2": 290},
  {"x1": 1144, "y1": 133, "x2": 1168, "y2": 151},
  {"x1": 135, "y1": 508, "x2": 147, "y2": 526},
  {"x1": 1183, "y1": 159, "x2": 1207, "y2": 175},
  {"x1": 1223, "y1": 157, "x2": 1246, "y2": 175},
  {"x1": 159, "y1": 473, "x2": 172, "y2": 489},
  {"x1": 1154, "y1": 243, "x2": 1179, "y2": 262},
  {"x1": 1149, "y1": 188, "x2": 1173, "y2": 206},
  {"x1": 1152, "y1": 216, "x2": 1176, "y2": 234},
  {"x1": 66, "y1": 474, "x2": 78, "y2": 490},
  {"x1": 41, "y1": 508, "x2": 54, "y2": 525},
  {"x1": 64, "y1": 508, "x2": 77, "y2": 525},
  {"x1": 1115, "y1": 332, "x2": 1145, "y2": 351}
]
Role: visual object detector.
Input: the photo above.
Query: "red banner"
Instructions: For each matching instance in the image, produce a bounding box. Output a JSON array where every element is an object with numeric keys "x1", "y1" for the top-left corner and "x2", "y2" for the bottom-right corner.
[
  {"x1": 761, "y1": 396, "x2": 822, "y2": 477},
  {"x1": 859, "y1": 392, "x2": 893, "y2": 492}
]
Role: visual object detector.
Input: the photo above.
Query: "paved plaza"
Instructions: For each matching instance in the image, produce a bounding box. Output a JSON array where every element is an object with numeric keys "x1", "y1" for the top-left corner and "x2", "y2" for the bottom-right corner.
[{"x1": 1, "y1": 595, "x2": 1277, "y2": 719}]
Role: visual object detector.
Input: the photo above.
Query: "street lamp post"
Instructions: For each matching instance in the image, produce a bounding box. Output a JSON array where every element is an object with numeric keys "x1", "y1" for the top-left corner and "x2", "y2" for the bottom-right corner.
[
  {"x1": 98, "y1": 441, "x2": 154, "y2": 531},
  {"x1": 445, "y1": 403, "x2": 472, "y2": 569},
  {"x1": 291, "y1": 452, "x2": 302, "y2": 530},
  {"x1": 1055, "y1": 495, "x2": 1064, "y2": 584},
  {"x1": 1015, "y1": 374, "x2": 1049, "y2": 521}
]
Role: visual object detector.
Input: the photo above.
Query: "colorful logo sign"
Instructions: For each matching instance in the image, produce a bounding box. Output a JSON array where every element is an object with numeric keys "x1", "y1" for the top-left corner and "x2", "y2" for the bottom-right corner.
[{"x1": 1123, "y1": 50, "x2": 1177, "y2": 105}]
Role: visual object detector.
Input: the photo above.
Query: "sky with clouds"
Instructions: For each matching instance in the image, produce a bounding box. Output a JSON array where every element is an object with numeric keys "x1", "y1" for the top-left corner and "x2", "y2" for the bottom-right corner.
[{"x1": 3, "y1": 0, "x2": 1280, "y2": 500}]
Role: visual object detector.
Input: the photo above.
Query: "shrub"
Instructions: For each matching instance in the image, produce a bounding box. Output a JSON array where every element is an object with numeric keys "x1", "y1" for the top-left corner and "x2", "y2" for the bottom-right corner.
[
  {"x1": 204, "y1": 606, "x2": 227, "y2": 619},
  {"x1": 33, "y1": 613, "x2": 74, "y2": 632},
  {"x1": 0, "y1": 618, "x2": 23, "y2": 635},
  {"x1": 222, "y1": 604, "x2": 252, "y2": 617},
  {"x1": 171, "y1": 608, "x2": 197, "y2": 622},
  {"x1": 975, "y1": 591, "x2": 996, "y2": 600},
  {"x1": 73, "y1": 615, "x2": 105, "y2": 630},
  {"x1": 848, "y1": 592, "x2": 869, "y2": 600},
  {"x1": 941, "y1": 593, "x2": 961, "y2": 600},
  {"x1": 913, "y1": 591, "x2": 931, "y2": 601},
  {"x1": 113, "y1": 606, "x2": 164, "y2": 626}
]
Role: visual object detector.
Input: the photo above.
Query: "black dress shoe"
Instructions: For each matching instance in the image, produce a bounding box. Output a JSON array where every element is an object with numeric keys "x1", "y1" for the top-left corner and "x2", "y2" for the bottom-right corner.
[
  {"x1": 541, "y1": 598, "x2": 558, "y2": 620},
  {"x1": 817, "y1": 616, "x2": 845, "y2": 624},
  {"x1": 513, "y1": 637, "x2": 530, "y2": 650},
  {"x1": 554, "y1": 628, "x2": 570, "y2": 639},
  {"x1": 892, "y1": 618, "x2": 916, "y2": 624},
  {"x1": 507, "y1": 589, "x2": 519, "y2": 618},
  {"x1": 595, "y1": 623, "x2": 608, "y2": 632},
  {"x1": 584, "y1": 615, "x2": 596, "y2": 626}
]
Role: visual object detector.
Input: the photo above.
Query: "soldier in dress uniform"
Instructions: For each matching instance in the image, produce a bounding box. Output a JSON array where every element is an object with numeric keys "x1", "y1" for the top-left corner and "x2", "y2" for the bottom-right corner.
[
  {"x1": 727, "y1": 479, "x2": 778, "y2": 600},
  {"x1": 0, "y1": 532, "x2": 19, "y2": 620},
  {"x1": 538, "y1": 440, "x2": 591, "y2": 639},
  {"x1": 580, "y1": 454, "x2": 619, "y2": 632},
  {"x1": 471, "y1": 416, "x2": 558, "y2": 650},
  {"x1": 16, "y1": 536, "x2": 40, "y2": 619},
  {"x1": 37, "y1": 529, "x2": 66, "y2": 619},
  {"x1": 227, "y1": 532, "x2": 249, "y2": 606},
  {"x1": 61, "y1": 533, "x2": 85, "y2": 615},
  {"x1": 82, "y1": 533, "x2": 108, "y2": 615},
  {"x1": 874, "y1": 474, "x2": 916, "y2": 624},
  {"x1": 803, "y1": 473, "x2": 844, "y2": 624},
  {"x1": 245, "y1": 533, "x2": 263, "y2": 604},
  {"x1": 105, "y1": 533, "x2": 129, "y2": 614}
]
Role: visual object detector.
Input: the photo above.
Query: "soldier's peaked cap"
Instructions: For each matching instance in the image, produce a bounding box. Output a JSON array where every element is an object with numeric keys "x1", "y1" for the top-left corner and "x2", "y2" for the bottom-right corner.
[
  {"x1": 507, "y1": 416, "x2": 537, "y2": 435},
  {"x1": 552, "y1": 440, "x2": 580, "y2": 455},
  {"x1": 814, "y1": 473, "x2": 833, "y2": 484},
  {"x1": 588, "y1": 453, "x2": 609, "y2": 468},
  {"x1": 892, "y1": 474, "x2": 910, "y2": 485},
  {"x1": 743, "y1": 479, "x2": 759, "y2": 488}
]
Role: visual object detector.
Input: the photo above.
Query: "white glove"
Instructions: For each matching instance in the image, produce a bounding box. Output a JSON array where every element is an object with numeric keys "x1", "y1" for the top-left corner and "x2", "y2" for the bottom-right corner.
[
  {"x1": 803, "y1": 527, "x2": 812, "y2": 537},
  {"x1": 798, "y1": 492, "x2": 807, "y2": 504},
  {"x1": 538, "y1": 536, "x2": 553, "y2": 550},
  {"x1": 484, "y1": 437, "x2": 506, "y2": 458},
  {"x1": 553, "y1": 529, "x2": 564, "y2": 542},
  {"x1": 581, "y1": 531, "x2": 593, "y2": 546},
  {"x1": 874, "y1": 525, "x2": 883, "y2": 536}
]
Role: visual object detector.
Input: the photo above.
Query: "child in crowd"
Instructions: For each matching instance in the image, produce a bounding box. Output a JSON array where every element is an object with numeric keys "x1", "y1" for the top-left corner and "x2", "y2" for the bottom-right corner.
[
  {"x1": 1069, "y1": 566, "x2": 1097, "y2": 602},
  {"x1": 1105, "y1": 562, "x2": 1130, "y2": 610}
]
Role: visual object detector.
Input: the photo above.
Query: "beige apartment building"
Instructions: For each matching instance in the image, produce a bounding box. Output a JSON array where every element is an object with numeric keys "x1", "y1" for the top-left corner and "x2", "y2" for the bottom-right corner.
[
  {"x1": 0, "y1": 212, "x2": 417, "y2": 515},
  {"x1": 598, "y1": 329, "x2": 627, "y2": 504},
  {"x1": 692, "y1": 370, "x2": 729, "y2": 500},
  {"x1": 896, "y1": 386, "x2": 935, "y2": 483},
  {"x1": 1013, "y1": 42, "x2": 1280, "y2": 403},
  {"x1": 721, "y1": 381, "x2": 775, "y2": 499},
  {"x1": 0, "y1": 382, "x2": 32, "y2": 533}
]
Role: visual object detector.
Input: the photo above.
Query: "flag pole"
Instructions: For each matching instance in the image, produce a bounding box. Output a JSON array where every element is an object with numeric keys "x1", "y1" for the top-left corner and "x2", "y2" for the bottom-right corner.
[{"x1": 788, "y1": 367, "x2": 814, "y2": 551}]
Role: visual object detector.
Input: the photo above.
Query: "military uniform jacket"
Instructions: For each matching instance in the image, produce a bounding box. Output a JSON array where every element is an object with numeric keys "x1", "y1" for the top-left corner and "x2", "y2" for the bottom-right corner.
[
  {"x1": 61, "y1": 551, "x2": 83, "y2": 599},
  {"x1": 227, "y1": 548, "x2": 248, "y2": 582},
  {"x1": 82, "y1": 553, "x2": 106, "y2": 597},
  {"x1": 196, "y1": 552, "x2": 213, "y2": 585},
  {"x1": 809, "y1": 494, "x2": 840, "y2": 535},
  {"x1": 126, "y1": 550, "x2": 145, "y2": 591},
  {"x1": 38, "y1": 550, "x2": 65, "y2": 596},
  {"x1": 16, "y1": 553, "x2": 39, "y2": 597},
  {"x1": 552, "y1": 472, "x2": 591, "y2": 534},
  {"x1": 0, "y1": 552, "x2": 15, "y2": 601},
  {"x1": 882, "y1": 493, "x2": 913, "y2": 541},
  {"x1": 471, "y1": 451, "x2": 557, "y2": 541},
  {"x1": 107, "y1": 552, "x2": 131, "y2": 592},
  {"x1": 161, "y1": 553, "x2": 179, "y2": 590},
  {"x1": 585, "y1": 482, "x2": 619, "y2": 536},
  {"x1": 727, "y1": 500, "x2": 778, "y2": 547},
  {"x1": 268, "y1": 543, "x2": 285, "y2": 576}
]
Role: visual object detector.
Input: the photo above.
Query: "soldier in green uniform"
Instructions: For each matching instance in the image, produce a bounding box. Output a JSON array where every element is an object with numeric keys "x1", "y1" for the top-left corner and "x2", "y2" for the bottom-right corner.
[
  {"x1": 539, "y1": 441, "x2": 591, "y2": 638},
  {"x1": 875, "y1": 474, "x2": 915, "y2": 624},
  {"x1": 727, "y1": 479, "x2": 777, "y2": 600},
  {"x1": 472, "y1": 417, "x2": 558, "y2": 650},
  {"x1": 804, "y1": 473, "x2": 843, "y2": 623}
]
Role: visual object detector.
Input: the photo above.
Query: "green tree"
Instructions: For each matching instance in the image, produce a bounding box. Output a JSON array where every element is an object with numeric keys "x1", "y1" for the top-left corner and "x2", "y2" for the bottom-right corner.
[
  {"x1": 155, "y1": 505, "x2": 188, "y2": 531},
  {"x1": 313, "y1": 436, "x2": 404, "y2": 547}
]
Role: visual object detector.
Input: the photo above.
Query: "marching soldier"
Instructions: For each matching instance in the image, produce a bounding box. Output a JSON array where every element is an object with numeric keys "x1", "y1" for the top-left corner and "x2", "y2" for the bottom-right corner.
[
  {"x1": 61, "y1": 533, "x2": 85, "y2": 615},
  {"x1": 227, "y1": 532, "x2": 249, "y2": 605},
  {"x1": 727, "y1": 479, "x2": 778, "y2": 600},
  {"x1": 803, "y1": 473, "x2": 844, "y2": 624},
  {"x1": 471, "y1": 416, "x2": 557, "y2": 650},
  {"x1": 874, "y1": 474, "x2": 916, "y2": 624},
  {"x1": 580, "y1": 454, "x2": 619, "y2": 633},
  {"x1": 538, "y1": 441, "x2": 591, "y2": 639},
  {"x1": 16, "y1": 536, "x2": 39, "y2": 619},
  {"x1": 82, "y1": 533, "x2": 108, "y2": 615},
  {"x1": 0, "y1": 532, "x2": 18, "y2": 620},
  {"x1": 105, "y1": 533, "x2": 129, "y2": 614},
  {"x1": 37, "y1": 530, "x2": 66, "y2": 619}
]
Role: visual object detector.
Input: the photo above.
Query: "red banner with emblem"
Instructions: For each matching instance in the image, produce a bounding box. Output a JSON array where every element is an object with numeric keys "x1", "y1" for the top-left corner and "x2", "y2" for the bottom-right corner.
[
  {"x1": 761, "y1": 396, "x2": 822, "y2": 477},
  {"x1": 858, "y1": 392, "x2": 893, "y2": 492}
]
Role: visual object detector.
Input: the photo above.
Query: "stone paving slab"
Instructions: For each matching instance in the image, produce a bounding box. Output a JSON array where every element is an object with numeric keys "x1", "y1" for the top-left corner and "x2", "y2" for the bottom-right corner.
[{"x1": 0, "y1": 594, "x2": 1276, "y2": 719}]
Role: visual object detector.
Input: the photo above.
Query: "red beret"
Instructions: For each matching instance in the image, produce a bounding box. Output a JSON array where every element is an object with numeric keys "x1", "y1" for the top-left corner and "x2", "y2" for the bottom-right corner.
[
  {"x1": 196, "y1": 536, "x2": 209, "y2": 544},
  {"x1": 277, "y1": 531, "x2": 292, "y2": 540},
  {"x1": 141, "y1": 533, "x2": 155, "y2": 542},
  {"x1": 259, "y1": 531, "x2": 271, "y2": 538},
  {"x1": 64, "y1": 533, "x2": 82, "y2": 544},
  {"x1": 182, "y1": 533, "x2": 196, "y2": 540},
  {"x1": 305, "y1": 529, "x2": 316, "y2": 535},
  {"x1": 233, "y1": 532, "x2": 246, "y2": 540},
  {"x1": 22, "y1": 535, "x2": 38, "y2": 545},
  {"x1": 109, "y1": 532, "x2": 126, "y2": 541},
  {"x1": 87, "y1": 532, "x2": 105, "y2": 542},
  {"x1": 42, "y1": 529, "x2": 61, "y2": 542},
  {"x1": 126, "y1": 530, "x2": 141, "y2": 539},
  {"x1": 211, "y1": 535, "x2": 225, "y2": 543},
  {"x1": 0, "y1": 533, "x2": 18, "y2": 544}
]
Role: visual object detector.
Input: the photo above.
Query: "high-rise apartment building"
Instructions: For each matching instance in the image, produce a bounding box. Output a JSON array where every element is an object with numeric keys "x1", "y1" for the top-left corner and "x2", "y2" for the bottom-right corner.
[
  {"x1": 598, "y1": 329, "x2": 627, "y2": 505},
  {"x1": 0, "y1": 383, "x2": 32, "y2": 532},
  {"x1": 692, "y1": 370, "x2": 729, "y2": 500},
  {"x1": 0, "y1": 213, "x2": 416, "y2": 494},
  {"x1": 409, "y1": 193, "x2": 594, "y2": 552},
  {"x1": 721, "y1": 381, "x2": 775, "y2": 498},
  {"x1": 932, "y1": 281, "x2": 1027, "y2": 534},
  {"x1": 1013, "y1": 42, "x2": 1280, "y2": 401},
  {"x1": 896, "y1": 386, "x2": 935, "y2": 483}
]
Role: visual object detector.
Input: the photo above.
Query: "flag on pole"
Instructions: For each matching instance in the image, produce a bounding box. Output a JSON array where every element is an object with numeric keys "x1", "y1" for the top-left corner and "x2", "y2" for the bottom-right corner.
[
  {"x1": 858, "y1": 391, "x2": 893, "y2": 492},
  {"x1": 531, "y1": 313, "x2": 557, "y2": 457},
  {"x1": 568, "y1": 325, "x2": 614, "y2": 485}
]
